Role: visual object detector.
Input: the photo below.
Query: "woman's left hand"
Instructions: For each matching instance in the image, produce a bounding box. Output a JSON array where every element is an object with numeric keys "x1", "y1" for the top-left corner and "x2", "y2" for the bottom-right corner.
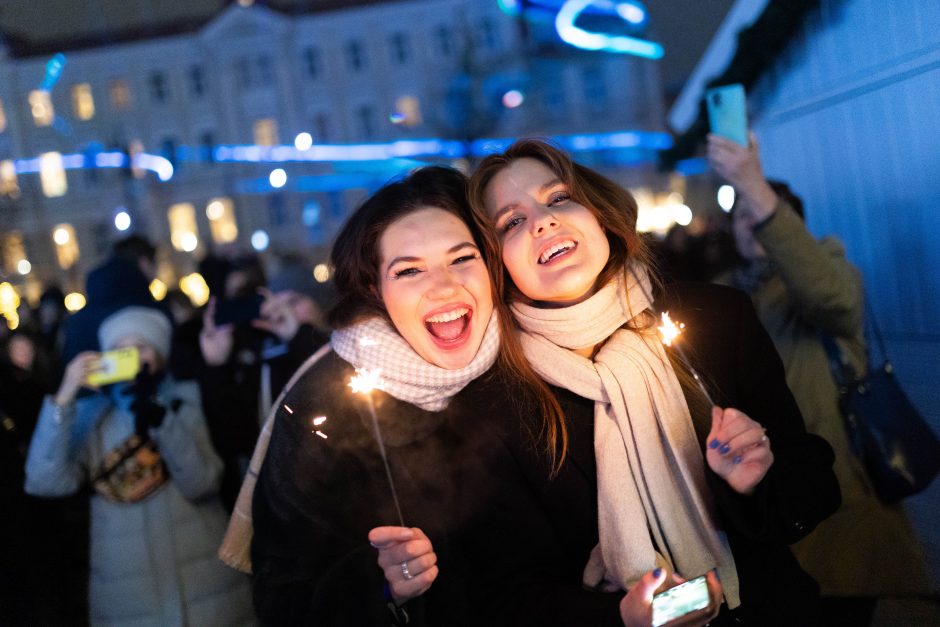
[
  {"x1": 369, "y1": 526, "x2": 439, "y2": 605},
  {"x1": 705, "y1": 406, "x2": 773, "y2": 495}
]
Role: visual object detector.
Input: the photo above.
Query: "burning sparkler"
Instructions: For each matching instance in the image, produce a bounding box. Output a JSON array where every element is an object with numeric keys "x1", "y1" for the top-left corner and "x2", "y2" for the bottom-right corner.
[
  {"x1": 659, "y1": 312, "x2": 715, "y2": 406},
  {"x1": 348, "y1": 367, "x2": 405, "y2": 526}
]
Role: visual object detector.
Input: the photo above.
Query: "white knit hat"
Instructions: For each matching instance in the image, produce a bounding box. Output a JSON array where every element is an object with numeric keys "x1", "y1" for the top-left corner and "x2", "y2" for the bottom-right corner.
[{"x1": 98, "y1": 306, "x2": 172, "y2": 358}]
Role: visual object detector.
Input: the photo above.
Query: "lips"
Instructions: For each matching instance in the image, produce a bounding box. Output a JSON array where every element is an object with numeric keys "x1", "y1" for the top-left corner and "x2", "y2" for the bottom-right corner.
[
  {"x1": 424, "y1": 306, "x2": 472, "y2": 344},
  {"x1": 538, "y1": 239, "x2": 577, "y2": 264}
]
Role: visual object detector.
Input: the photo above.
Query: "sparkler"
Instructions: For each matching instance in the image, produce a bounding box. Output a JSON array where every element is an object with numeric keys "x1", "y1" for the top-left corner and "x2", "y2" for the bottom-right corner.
[
  {"x1": 348, "y1": 367, "x2": 405, "y2": 526},
  {"x1": 658, "y1": 312, "x2": 715, "y2": 407}
]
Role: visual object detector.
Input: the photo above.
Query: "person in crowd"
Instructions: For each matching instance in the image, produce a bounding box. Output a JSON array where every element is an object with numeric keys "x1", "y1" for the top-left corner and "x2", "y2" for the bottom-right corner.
[
  {"x1": 460, "y1": 139, "x2": 841, "y2": 625},
  {"x1": 198, "y1": 253, "x2": 269, "y2": 510},
  {"x1": 36, "y1": 285, "x2": 68, "y2": 369},
  {"x1": 24, "y1": 305, "x2": 254, "y2": 626},
  {"x1": 708, "y1": 132, "x2": 932, "y2": 626},
  {"x1": 255, "y1": 254, "x2": 334, "y2": 411},
  {"x1": 61, "y1": 234, "x2": 165, "y2": 363},
  {"x1": 222, "y1": 166, "x2": 543, "y2": 625}
]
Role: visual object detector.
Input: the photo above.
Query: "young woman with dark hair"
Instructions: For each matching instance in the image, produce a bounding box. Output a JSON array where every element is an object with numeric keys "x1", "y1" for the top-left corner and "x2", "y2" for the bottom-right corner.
[{"x1": 463, "y1": 139, "x2": 842, "y2": 626}]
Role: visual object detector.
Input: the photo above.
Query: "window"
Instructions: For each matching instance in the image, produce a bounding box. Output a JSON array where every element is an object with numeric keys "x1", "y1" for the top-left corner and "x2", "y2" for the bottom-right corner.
[
  {"x1": 356, "y1": 105, "x2": 375, "y2": 139},
  {"x1": 0, "y1": 98, "x2": 6, "y2": 132},
  {"x1": 189, "y1": 65, "x2": 206, "y2": 97},
  {"x1": 167, "y1": 203, "x2": 199, "y2": 252},
  {"x1": 109, "y1": 79, "x2": 132, "y2": 110},
  {"x1": 236, "y1": 56, "x2": 252, "y2": 88},
  {"x1": 253, "y1": 118, "x2": 279, "y2": 146},
  {"x1": 394, "y1": 96, "x2": 422, "y2": 127},
  {"x1": 29, "y1": 90, "x2": 54, "y2": 126},
  {"x1": 256, "y1": 55, "x2": 274, "y2": 85},
  {"x1": 390, "y1": 32, "x2": 410, "y2": 65},
  {"x1": 71, "y1": 84, "x2": 95, "y2": 120},
  {"x1": 160, "y1": 138, "x2": 178, "y2": 168},
  {"x1": 149, "y1": 71, "x2": 168, "y2": 103},
  {"x1": 314, "y1": 113, "x2": 331, "y2": 143},
  {"x1": 478, "y1": 17, "x2": 499, "y2": 50},
  {"x1": 1, "y1": 231, "x2": 26, "y2": 276},
  {"x1": 0, "y1": 160, "x2": 19, "y2": 198},
  {"x1": 206, "y1": 197, "x2": 238, "y2": 244},
  {"x1": 435, "y1": 25, "x2": 453, "y2": 57},
  {"x1": 200, "y1": 131, "x2": 216, "y2": 163},
  {"x1": 52, "y1": 223, "x2": 80, "y2": 269},
  {"x1": 303, "y1": 47, "x2": 320, "y2": 78},
  {"x1": 346, "y1": 40, "x2": 365, "y2": 72},
  {"x1": 39, "y1": 152, "x2": 67, "y2": 197},
  {"x1": 582, "y1": 65, "x2": 608, "y2": 109}
]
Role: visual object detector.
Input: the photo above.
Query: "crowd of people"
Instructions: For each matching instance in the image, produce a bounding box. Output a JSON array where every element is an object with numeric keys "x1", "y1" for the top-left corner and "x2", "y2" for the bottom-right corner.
[{"x1": 0, "y1": 136, "x2": 932, "y2": 626}]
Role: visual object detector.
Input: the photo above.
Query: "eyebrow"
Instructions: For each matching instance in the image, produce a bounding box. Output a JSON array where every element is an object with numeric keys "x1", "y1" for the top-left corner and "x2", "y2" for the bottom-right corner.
[
  {"x1": 491, "y1": 177, "x2": 564, "y2": 223},
  {"x1": 385, "y1": 242, "x2": 479, "y2": 273}
]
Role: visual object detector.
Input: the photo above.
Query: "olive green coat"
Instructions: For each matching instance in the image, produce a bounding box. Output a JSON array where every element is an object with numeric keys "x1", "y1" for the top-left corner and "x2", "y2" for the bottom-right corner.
[{"x1": 722, "y1": 202, "x2": 931, "y2": 596}]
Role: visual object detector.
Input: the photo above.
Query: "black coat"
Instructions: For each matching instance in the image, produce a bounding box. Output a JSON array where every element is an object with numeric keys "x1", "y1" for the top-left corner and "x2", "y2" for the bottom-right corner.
[{"x1": 458, "y1": 283, "x2": 841, "y2": 626}]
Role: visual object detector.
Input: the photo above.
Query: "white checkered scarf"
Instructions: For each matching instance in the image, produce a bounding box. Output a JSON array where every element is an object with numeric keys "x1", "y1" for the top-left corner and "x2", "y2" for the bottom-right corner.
[
  {"x1": 511, "y1": 265, "x2": 740, "y2": 608},
  {"x1": 331, "y1": 312, "x2": 500, "y2": 411}
]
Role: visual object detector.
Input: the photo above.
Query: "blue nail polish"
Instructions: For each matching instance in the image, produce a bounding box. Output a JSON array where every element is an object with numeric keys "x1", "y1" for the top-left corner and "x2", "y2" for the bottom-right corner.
[
  {"x1": 732, "y1": 455, "x2": 743, "y2": 465},
  {"x1": 708, "y1": 439, "x2": 720, "y2": 449},
  {"x1": 719, "y1": 443, "x2": 731, "y2": 455},
  {"x1": 652, "y1": 568, "x2": 663, "y2": 578}
]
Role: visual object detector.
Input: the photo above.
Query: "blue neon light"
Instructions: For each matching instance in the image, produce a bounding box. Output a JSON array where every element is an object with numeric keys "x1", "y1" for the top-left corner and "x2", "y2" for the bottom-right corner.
[
  {"x1": 40, "y1": 53, "x2": 67, "y2": 91},
  {"x1": 555, "y1": 0, "x2": 663, "y2": 58},
  {"x1": 13, "y1": 150, "x2": 173, "y2": 181}
]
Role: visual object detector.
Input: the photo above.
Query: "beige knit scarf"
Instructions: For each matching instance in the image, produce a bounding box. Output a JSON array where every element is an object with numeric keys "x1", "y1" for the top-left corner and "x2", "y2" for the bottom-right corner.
[
  {"x1": 218, "y1": 313, "x2": 500, "y2": 572},
  {"x1": 511, "y1": 266, "x2": 740, "y2": 608}
]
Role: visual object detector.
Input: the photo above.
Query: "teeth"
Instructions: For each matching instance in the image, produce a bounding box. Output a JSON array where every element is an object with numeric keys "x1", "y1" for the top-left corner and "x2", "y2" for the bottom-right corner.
[
  {"x1": 539, "y1": 240, "x2": 575, "y2": 264},
  {"x1": 425, "y1": 307, "x2": 469, "y2": 323}
]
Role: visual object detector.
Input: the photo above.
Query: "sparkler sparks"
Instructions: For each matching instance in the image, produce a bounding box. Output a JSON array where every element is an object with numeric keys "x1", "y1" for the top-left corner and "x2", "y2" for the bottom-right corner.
[
  {"x1": 311, "y1": 415, "x2": 328, "y2": 439},
  {"x1": 349, "y1": 368, "x2": 405, "y2": 526},
  {"x1": 658, "y1": 311, "x2": 715, "y2": 406}
]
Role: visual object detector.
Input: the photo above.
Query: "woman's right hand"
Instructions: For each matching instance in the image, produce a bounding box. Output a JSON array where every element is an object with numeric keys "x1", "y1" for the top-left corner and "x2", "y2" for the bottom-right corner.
[
  {"x1": 368, "y1": 526, "x2": 439, "y2": 605},
  {"x1": 619, "y1": 569, "x2": 722, "y2": 627},
  {"x1": 54, "y1": 351, "x2": 101, "y2": 406}
]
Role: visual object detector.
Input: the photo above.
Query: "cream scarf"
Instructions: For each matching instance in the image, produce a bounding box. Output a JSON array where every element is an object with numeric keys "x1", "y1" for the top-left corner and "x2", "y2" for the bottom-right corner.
[
  {"x1": 511, "y1": 266, "x2": 740, "y2": 608},
  {"x1": 218, "y1": 313, "x2": 500, "y2": 572}
]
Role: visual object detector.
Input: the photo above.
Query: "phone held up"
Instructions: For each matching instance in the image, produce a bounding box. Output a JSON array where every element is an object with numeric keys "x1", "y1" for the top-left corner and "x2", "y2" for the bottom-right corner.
[
  {"x1": 86, "y1": 347, "x2": 141, "y2": 387},
  {"x1": 705, "y1": 83, "x2": 748, "y2": 147},
  {"x1": 213, "y1": 294, "x2": 263, "y2": 326},
  {"x1": 651, "y1": 574, "x2": 717, "y2": 627}
]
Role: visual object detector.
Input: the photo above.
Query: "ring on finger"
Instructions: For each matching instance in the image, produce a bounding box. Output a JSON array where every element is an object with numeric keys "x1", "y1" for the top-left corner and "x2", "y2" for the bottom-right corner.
[{"x1": 400, "y1": 561, "x2": 414, "y2": 581}]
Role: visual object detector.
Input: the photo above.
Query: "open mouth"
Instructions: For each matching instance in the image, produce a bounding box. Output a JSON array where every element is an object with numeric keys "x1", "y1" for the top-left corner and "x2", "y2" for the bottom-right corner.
[
  {"x1": 424, "y1": 307, "x2": 472, "y2": 344},
  {"x1": 539, "y1": 240, "x2": 577, "y2": 264}
]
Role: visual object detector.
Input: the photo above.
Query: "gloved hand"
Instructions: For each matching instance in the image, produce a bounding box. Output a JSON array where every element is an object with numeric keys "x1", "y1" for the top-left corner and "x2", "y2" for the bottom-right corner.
[{"x1": 129, "y1": 363, "x2": 167, "y2": 437}]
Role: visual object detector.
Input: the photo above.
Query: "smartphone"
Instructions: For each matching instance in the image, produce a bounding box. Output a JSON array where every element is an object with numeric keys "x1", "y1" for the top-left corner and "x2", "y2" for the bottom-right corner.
[
  {"x1": 651, "y1": 575, "x2": 713, "y2": 627},
  {"x1": 706, "y1": 84, "x2": 748, "y2": 146},
  {"x1": 87, "y1": 347, "x2": 140, "y2": 386},
  {"x1": 214, "y1": 294, "x2": 263, "y2": 326}
]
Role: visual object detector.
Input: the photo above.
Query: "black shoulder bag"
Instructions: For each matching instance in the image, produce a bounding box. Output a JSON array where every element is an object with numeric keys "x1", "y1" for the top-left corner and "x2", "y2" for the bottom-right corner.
[{"x1": 822, "y1": 304, "x2": 940, "y2": 505}]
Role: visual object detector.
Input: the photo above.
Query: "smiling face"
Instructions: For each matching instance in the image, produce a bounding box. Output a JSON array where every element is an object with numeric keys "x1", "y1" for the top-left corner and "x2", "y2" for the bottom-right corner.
[
  {"x1": 483, "y1": 158, "x2": 610, "y2": 306},
  {"x1": 378, "y1": 207, "x2": 494, "y2": 369}
]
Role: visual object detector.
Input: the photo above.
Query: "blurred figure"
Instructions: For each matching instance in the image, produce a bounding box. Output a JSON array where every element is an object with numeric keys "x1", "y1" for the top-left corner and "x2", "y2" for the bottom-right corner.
[
  {"x1": 36, "y1": 285, "x2": 68, "y2": 364},
  {"x1": 24, "y1": 306, "x2": 254, "y2": 626},
  {"x1": 256, "y1": 255, "x2": 334, "y2": 408},
  {"x1": 61, "y1": 234, "x2": 166, "y2": 364},
  {"x1": 709, "y1": 132, "x2": 931, "y2": 626},
  {"x1": 198, "y1": 254, "x2": 268, "y2": 511}
]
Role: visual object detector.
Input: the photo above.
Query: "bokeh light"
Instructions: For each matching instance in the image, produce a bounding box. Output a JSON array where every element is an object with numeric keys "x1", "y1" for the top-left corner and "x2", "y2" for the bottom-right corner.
[
  {"x1": 269, "y1": 168, "x2": 287, "y2": 188},
  {"x1": 251, "y1": 230, "x2": 270, "y2": 251},
  {"x1": 114, "y1": 210, "x2": 131, "y2": 231}
]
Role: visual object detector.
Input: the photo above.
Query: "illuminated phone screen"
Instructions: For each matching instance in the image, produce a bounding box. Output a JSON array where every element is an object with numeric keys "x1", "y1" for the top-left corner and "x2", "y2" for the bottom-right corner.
[{"x1": 651, "y1": 575, "x2": 710, "y2": 627}]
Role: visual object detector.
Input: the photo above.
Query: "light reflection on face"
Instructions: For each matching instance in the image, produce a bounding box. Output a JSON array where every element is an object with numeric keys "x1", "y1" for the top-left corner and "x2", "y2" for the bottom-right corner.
[
  {"x1": 378, "y1": 207, "x2": 494, "y2": 369},
  {"x1": 484, "y1": 158, "x2": 610, "y2": 306}
]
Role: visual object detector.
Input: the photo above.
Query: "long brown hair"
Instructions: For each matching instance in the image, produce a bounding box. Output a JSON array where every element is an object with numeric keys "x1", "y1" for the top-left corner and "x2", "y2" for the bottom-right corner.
[{"x1": 468, "y1": 139, "x2": 711, "y2": 469}]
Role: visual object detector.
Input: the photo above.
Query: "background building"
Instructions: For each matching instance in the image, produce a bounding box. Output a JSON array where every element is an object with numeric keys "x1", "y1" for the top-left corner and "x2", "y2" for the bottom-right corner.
[{"x1": 0, "y1": 0, "x2": 672, "y2": 304}]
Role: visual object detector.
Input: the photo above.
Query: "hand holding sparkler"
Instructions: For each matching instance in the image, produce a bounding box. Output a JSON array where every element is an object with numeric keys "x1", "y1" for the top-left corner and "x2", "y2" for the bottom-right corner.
[
  {"x1": 659, "y1": 312, "x2": 773, "y2": 494},
  {"x1": 369, "y1": 526, "x2": 440, "y2": 604}
]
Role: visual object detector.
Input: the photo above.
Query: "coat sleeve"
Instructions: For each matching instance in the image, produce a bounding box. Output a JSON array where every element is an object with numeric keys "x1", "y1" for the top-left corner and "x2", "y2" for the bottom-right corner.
[
  {"x1": 250, "y1": 397, "x2": 403, "y2": 626},
  {"x1": 707, "y1": 291, "x2": 841, "y2": 545},
  {"x1": 754, "y1": 202, "x2": 864, "y2": 339},
  {"x1": 23, "y1": 397, "x2": 93, "y2": 497},
  {"x1": 150, "y1": 380, "x2": 223, "y2": 502}
]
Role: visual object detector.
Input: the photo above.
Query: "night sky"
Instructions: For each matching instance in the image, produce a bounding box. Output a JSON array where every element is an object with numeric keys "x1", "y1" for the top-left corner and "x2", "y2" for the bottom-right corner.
[{"x1": 0, "y1": 0, "x2": 733, "y2": 97}]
